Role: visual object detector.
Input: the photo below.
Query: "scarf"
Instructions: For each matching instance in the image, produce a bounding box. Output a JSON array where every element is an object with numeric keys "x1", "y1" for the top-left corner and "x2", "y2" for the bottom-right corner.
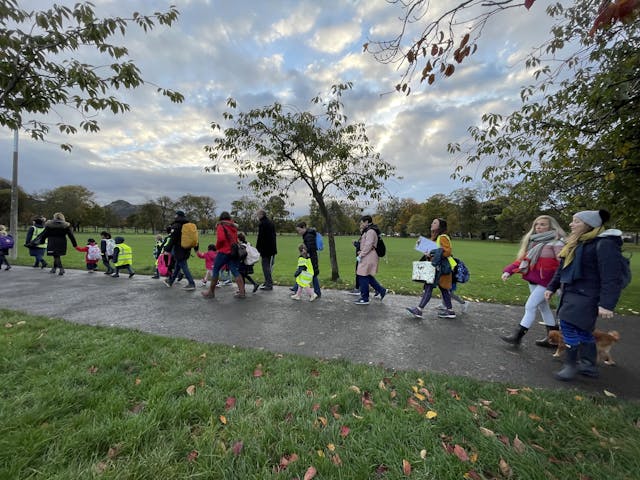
[
  {"x1": 517, "y1": 230, "x2": 558, "y2": 274},
  {"x1": 559, "y1": 226, "x2": 604, "y2": 268}
]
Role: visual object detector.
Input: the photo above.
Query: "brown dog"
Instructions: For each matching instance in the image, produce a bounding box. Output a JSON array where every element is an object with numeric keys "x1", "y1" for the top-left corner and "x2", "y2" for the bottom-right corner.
[{"x1": 548, "y1": 329, "x2": 620, "y2": 365}]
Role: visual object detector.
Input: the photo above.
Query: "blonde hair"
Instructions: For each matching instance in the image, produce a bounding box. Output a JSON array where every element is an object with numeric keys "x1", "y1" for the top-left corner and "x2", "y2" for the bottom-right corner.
[
  {"x1": 53, "y1": 212, "x2": 66, "y2": 221},
  {"x1": 0, "y1": 224, "x2": 6, "y2": 234},
  {"x1": 298, "y1": 243, "x2": 308, "y2": 257},
  {"x1": 516, "y1": 215, "x2": 566, "y2": 260}
]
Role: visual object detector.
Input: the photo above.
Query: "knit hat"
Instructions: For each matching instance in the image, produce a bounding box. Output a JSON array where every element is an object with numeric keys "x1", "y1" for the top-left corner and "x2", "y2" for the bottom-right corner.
[
  {"x1": 175, "y1": 210, "x2": 186, "y2": 217},
  {"x1": 575, "y1": 210, "x2": 603, "y2": 228}
]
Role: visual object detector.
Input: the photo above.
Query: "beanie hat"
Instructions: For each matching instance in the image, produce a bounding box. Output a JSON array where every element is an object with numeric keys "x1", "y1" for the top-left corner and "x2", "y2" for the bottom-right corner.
[
  {"x1": 175, "y1": 210, "x2": 186, "y2": 217},
  {"x1": 575, "y1": 210, "x2": 603, "y2": 228}
]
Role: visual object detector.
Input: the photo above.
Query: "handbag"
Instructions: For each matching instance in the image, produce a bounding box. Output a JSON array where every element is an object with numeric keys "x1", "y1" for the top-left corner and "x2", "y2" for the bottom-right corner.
[{"x1": 412, "y1": 261, "x2": 436, "y2": 283}]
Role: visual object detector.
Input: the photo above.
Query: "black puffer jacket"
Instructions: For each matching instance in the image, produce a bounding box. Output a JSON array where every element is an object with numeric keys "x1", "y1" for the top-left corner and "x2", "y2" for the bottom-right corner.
[{"x1": 41, "y1": 219, "x2": 77, "y2": 256}]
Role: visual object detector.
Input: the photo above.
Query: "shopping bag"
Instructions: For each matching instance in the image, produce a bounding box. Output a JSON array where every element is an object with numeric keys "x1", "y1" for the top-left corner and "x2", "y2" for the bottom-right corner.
[{"x1": 412, "y1": 261, "x2": 436, "y2": 283}]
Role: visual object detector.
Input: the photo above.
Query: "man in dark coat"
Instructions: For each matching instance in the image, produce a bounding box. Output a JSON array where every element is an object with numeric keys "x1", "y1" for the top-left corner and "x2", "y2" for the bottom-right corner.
[
  {"x1": 163, "y1": 210, "x2": 197, "y2": 290},
  {"x1": 295, "y1": 221, "x2": 321, "y2": 298},
  {"x1": 256, "y1": 209, "x2": 277, "y2": 290}
]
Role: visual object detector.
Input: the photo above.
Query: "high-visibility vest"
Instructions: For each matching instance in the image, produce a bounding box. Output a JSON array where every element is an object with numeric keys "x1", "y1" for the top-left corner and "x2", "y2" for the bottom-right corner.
[
  {"x1": 295, "y1": 256, "x2": 314, "y2": 287},
  {"x1": 114, "y1": 243, "x2": 133, "y2": 266},
  {"x1": 436, "y1": 234, "x2": 457, "y2": 270},
  {"x1": 31, "y1": 226, "x2": 47, "y2": 248}
]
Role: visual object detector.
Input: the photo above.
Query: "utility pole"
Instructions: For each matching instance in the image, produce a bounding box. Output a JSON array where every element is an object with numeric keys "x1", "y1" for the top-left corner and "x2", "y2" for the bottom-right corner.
[{"x1": 10, "y1": 128, "x2": 18, "y2": 259}]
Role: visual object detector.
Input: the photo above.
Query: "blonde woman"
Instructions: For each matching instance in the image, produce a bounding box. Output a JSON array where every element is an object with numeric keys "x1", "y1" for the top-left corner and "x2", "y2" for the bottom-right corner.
[{"x1": 500, "y1": 215, "x2": 566, "y2": 346}]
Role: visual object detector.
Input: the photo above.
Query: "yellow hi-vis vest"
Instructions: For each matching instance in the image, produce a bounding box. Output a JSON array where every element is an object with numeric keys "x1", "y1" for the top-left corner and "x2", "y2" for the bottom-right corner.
[
  {"x1": 295, "y1": 256, "x2": 314, "y2": 287},
  {"x1": 114, "y1": 243, "x2": 133, "y2": 266},
  {"x1": 32, "y1": 226, "x2": 47, "y2": 248},
  {"x1": 436, "y1": 234, "x2": 457, "y2": 270}
]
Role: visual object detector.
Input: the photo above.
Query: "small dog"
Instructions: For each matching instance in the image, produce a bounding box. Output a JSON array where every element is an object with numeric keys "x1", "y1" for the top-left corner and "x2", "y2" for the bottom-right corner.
[{"x1": 548, "y1": 329, "x2": 620, "y2": 365}]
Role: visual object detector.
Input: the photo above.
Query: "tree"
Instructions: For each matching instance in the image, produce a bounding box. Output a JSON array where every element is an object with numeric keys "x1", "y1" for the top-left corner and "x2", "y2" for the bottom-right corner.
[
  {"x1": 176, "y1": 195, "x2": 216, "y2": 231},
  {"x1": 0, "y1": 1, "x2": 183, "y2": 148},
  {"x1": 230, "y1": 196, "x2": 260, "y2": 233},
  {"x1": 450, "y1": 1, "x2": 640, "y2": 227},
  {"x1": 364, "y1": 0, "x2": 639, "y2": 93},
  {"x1": 41, "y1": 185, "x2": 96, "y2": 228},
  {"x1": 263, "y1": 196, "x2": 290, "y2": 231},
  {"x1": 395, "y1": 198, "x2": 421, "y2": 236},
  {"x1": 137, "y1": 201, "x2": 164, "y2": 232},
  {"x1": 205, "y1": 83, "x2": 396, "y2": 281},
  {"x1": 155, "y1": 196, "x2": 176, "y2": 230}
]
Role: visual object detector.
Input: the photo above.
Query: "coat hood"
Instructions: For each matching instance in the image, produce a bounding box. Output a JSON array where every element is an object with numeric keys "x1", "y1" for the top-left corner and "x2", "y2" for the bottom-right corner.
[{"x1": 114, "y1": 236, "x2": 125, "y2": 244}]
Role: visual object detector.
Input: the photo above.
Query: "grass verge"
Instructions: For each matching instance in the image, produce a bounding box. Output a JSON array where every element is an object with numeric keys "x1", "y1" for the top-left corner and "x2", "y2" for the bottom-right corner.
[{"x1": 2, "y1": 310, "x2": 640, "y2": 479}]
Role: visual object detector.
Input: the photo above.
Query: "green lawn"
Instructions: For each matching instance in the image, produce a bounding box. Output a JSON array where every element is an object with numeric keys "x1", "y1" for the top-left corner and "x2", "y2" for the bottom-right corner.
[
  {"x1": 1, "y1": 312, "x2": 639, "y2": 479},
  {"x1": 9, "y1": 231, "x2": 640, "y2": 314}
]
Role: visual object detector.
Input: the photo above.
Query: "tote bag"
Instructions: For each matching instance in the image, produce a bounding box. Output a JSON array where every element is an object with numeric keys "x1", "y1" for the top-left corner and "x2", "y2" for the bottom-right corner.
[{"x1": 412, "y1": 261, "x2": 436, "y2": 283}]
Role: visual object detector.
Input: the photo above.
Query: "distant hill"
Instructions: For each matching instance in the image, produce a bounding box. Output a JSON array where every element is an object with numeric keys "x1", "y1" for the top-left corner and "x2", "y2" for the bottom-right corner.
[{"x1": 104, "y1": 200, "x2": 140, "y2": 219}]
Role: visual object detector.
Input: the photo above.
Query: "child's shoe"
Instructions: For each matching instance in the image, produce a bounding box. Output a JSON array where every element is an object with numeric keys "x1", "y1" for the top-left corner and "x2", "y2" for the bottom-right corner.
[
  {"x1": 290, "y1": 294, "x2": 301, "y2": 301},
  {"x1": 309, "y1": 293, "x2": 318, "y2": 302},
  {"x1": 129, "y1": 272, "x2": 135, "y2": 278},
  {"x1": 111, "y1": 273, "x2": 120, "y2": 278}
]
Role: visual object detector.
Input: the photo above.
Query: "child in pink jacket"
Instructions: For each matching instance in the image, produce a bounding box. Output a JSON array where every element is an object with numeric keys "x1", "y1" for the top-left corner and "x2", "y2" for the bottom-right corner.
[{"x1": 197, "y1": 244, "x2": 217, "y2": 287}]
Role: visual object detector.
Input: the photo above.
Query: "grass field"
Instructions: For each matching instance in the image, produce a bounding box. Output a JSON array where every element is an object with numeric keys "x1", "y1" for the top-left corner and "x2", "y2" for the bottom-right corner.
[
  {"x1": 1, "y1": 311, "x2": 640, "y2": 480},
  {"x1": 8, "y1": 231, "x2": 640, "y2": 314}
]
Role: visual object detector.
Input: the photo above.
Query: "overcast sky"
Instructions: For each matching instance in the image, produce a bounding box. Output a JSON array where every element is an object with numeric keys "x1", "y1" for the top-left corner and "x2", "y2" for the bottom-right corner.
[{"x1": 0, "y1": 0, "x2": 555, "y2": 216}]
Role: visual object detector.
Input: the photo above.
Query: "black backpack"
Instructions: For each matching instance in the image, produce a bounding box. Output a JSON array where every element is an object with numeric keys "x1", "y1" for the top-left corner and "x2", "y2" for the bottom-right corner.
[{"x1": 372, "y1": 226, "x2": 386, "y2": 257}]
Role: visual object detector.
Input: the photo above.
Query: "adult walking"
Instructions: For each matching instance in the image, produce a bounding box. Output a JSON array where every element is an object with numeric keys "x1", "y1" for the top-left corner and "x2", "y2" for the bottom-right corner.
[
  {"x1": 354, "y1": 215, "x2": 387, "y2": 305},
  {"x1": 202, "y1": 211, "x2": 246, "y2": 299},
  {"x1": 406, "y1": 218, "x2": 456, "y2": 319},
  {"x1": 163, "y1": 211, "x2": 197, "y2": 290},
  {"x1": 39, "y1": 212, "x2": 77, "y2": 275},
  {"x1": 25, "y1": 216, "x2": 48, "y2": 269},
  {"x1": 500, "y1": 215, "x2": 566, "y2": 346},
  {"x1": 295, "y1": 221, "x2": 321, "y2": 298},
  {"x1": 544, "y1": 209, "x2": 625, "y2": 381},
  {"x1": 256, "y1": 209, "x2": 277, "y2": 290}
]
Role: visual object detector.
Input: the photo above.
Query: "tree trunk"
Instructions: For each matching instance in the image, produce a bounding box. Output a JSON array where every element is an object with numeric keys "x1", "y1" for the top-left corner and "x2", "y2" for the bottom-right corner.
[{"x1": 316, "y1": 196, "x2": 340, "y2": 281}]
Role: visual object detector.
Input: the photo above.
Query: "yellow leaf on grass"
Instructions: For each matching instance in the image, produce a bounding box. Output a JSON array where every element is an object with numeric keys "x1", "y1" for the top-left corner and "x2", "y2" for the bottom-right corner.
[
  {"x1": 317, "y1": 450, "x2": 325, "y2": 457},
  {"x1": 479, "y1": 427, "x2": 494, "y2": 437},
  {"x1": 414, "y1": 393, "x2": 426, "y2": 401},
  {"x1": 499, "y1": 458, "x2": 512, "y2": 477},
  {"x1": 420, "y1": 449, "x2": 427, "y2": 459},
  {"x1": 425, "y1": 410, "x2": 438, "y2": 419},
  {"x1": 604, "y1": 390, "x2": 617, "y2": 397},
  {"x1": 402, "y1": 459, "x2": 412, "y2": 475},
  {"x1": 219, "y1": 415, "x2": 227, "y2": 425},
  {"x1": 417, "y1": 378, "x2": 425, "y2": 386},
  {"x1": 575, "y1": 395, "x2": 583, "y2": 401},
  {"x1": 327, "y1": 443, "x2": 336, "y2": 452},
  {"x1": 349, "y1": 385, "x2": 361, "y2": 394},
  {"x1": 186, "y1": 385, "x2": 196, "y2": 396}
]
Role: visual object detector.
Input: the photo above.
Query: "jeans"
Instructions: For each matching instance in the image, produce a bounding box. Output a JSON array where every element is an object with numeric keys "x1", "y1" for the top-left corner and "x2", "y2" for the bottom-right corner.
[
  {"x1": 357, "y1": 275, "x2": 384, "y2": 302},
  {"x1": 261, "y1": 255, "x2": 275, "y2": 287},
  {"x1": 418, "y1": 284, "x2": 452, "y2": 309},
  {"x1": 170, "y1": 258, "x2": 195, "y2": 286}
]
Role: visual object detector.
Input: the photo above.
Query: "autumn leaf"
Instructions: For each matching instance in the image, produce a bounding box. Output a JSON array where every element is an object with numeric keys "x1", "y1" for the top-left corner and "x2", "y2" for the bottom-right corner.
[
  {"x1": 340, "y1": 425, "x2": 351, "y2": 437},
  {"x1": 312, "y1": 403, "x2": 320, "y2": 412},
  {"x1": 453, "y1": 444, "x2": 469, "y2": 462},
  {"x1": 468, "y1": 405, "x2": 478, "y2": 414},
  {"x1": 253, "y1": 366, "x2": 263, "y2": 377},
  {"x1": 94, "y1": 461, "x2": 109, "y2": 474},
  {"x1": 464, "y1": 470, "x2": 482, "y2": 480},
  {"x1": 107, "y1": 444, "x2": 122, "y2": 459},
  {"x1": 524, "y1": 0, "x2": 536, "y2": 9},
  {"x1": 331, "y1": 453, "x2": 342, "y2": 466},
  {"x1": 484, "y1": 407, "x2": 499, "y2": 419},
  {"x1": 407, "y1": 397, "x2": 425, "y2": 414},
  {"x1": 402, "y1": 459, "x2": 412, "y2": 476},
  {"x1": 417, "y1": 378, "x2": 424, "y2": 386},
  {"x1": 186, "y1": 385, "x2": 196, "y2": 396},
  {"x1": 361, "y1": 391, "x2": 374, "y2": 410},
  {"x1": 414, "y1": 393, "x2": 426, "y2": 401},
  {"x1": 134, "y1": 377, "x2": 141, "y2": 385},
  {"x1": 310, "y1": 369, "x2": 320, "y2": 377},
  {"x1": 219, "y1": 415, "x2": 227, "y2": 425},
  {"x1": 303, "y1": 466, "x2": 317, "y2": 480},
  {"x1": 479, "y1": 427, "x2": 494, "y2": 437},
  {"x1": 604, "y1": 390, "x2": 617, "y2": 397},
  {"x1": 420, "y1": 449, "x2": 427, "y2": 459},
  {"x1": 129, "y1": 402, "x2": 145, "y2": 415},
  {"x1": 513, "y1": 435, "x2": 526, "y2": 454},
  {"x1": 88, "y1": 366, "x2": 99, "y2": 374},
  {"x1": 225, "y1": 396, "x2": 236, "y2": 410},
  {"x1": 316, "y1": 416, "x2": 328, "y2": 428},
  {"x1": 186, "y1": 450, "x2": 199, "y2": 462},
  {"x1": 232, "y1": 441, "x2": 243, "y2": 456},
  {"x1": 499, "y1": 458, "x2": 512, "y2": 477},
  {"x1": 498, "y1": 435, "x2": 510, "y2": 447},
  {"x1": 331, "y1": 404, "x2": 341, "y2": 419},
  {"x1": 425, "y1": 410, "x2": 438, "y2": 419},
  {"x1": 327, "y1": 443, "x2": 336, "y2": 452},
  {"x1": 506, "y1": 388, "x2": 519, "y2": 395},
  {"x1": 349, "y1": 385, "x2": 361, "y2": 394},
  {"x1": 528, "y1": 413, "x2": 541, "y2": 421},
  {"x1": 376, "y1": 465, "x2": 389, "y2": 475},
  {"x1": 448, "y1": 389, "x2": 460, "y2": 400}
]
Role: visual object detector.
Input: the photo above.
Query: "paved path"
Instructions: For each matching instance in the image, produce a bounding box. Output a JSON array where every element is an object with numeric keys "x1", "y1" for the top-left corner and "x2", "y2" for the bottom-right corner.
[{"x1": 1, "y1": 266, "x2": 638, "y2": 400}]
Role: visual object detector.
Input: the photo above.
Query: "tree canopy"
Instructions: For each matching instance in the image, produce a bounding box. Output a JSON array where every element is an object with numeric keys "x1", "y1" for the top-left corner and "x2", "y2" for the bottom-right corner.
[
  {"x1": 0, "y1": 0, "x2": 183, "y2": 149},
  {"x1": 205, "y1": 83, "x2": 396, "y2": 281}
]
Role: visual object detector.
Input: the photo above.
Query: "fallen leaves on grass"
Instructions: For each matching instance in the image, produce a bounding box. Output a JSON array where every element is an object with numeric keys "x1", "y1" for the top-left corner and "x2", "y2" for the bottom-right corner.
[
  {"x1": 453, "y1": 444, "x2": 469, "y2": 462},
  {"x1": 186, "y1": 385, "x2": 196, "y2": 396},
  {"x1": 224, "y1": 396, "x2": 236, "y2": 410},
  {"x1": 273, "y1": 453, "x2": 299, "y2": 473},
  {"x1": 513, "y1": 435, "x2": 526, "y2": 454},
  {"x1": 340, "y1": 425, "x2": 350, "y2": 437},
  {"x1": 303, "y1": 466, "x2": 317, "y2": 479},
  {"x1": 362, "y1": 391, "x2": 374, "y2": 410},
  {"x1": 253, "y1": 365, "x2": 263, "y2": 377},
  {"x1": 231, "y1": 441, "x2": 243, "y2": 456},
  {"x1": 425, "y1": 410, "x2": 438, "y2": 419},
  {"x1": 186, "y1": 450, "x2": 199, "y2": 462},
  {"x1": 499, "y1": 458, "x2": 512, "y2": 477},
  {"x1": 402, "y1": 459, "x2": 412, "y2": 475}
]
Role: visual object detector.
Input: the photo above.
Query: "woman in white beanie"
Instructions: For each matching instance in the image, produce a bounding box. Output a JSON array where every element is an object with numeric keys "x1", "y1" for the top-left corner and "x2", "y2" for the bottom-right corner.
[{"x1": 544, "y1": 209, "x2": 625, "y2": 381}]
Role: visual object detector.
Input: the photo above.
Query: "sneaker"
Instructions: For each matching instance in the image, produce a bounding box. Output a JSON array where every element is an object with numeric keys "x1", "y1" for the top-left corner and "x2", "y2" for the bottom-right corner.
[
  {"x1": 291, "y1": 294, "x2": 301, "y2": 301},
  {"x1": 309, "y1": 293, "x2": 318, "y2": 302},
  {"x1": 163, "y1": 279, "x2": 173, "y2": 288},
  {"x1": 438, "y1": 309, "x2": 457, "y2": 319},
  {"x1": 289, "y1": 287, "x2": 296, "y2": 292},
  {"x1": 222, "y1": 280, "x2": 233, "y2": 286},
  {"x1": 253, "y1": 283, "x2": 260, "y2": 293},
  {"x1": 378, "y1": 288, "x2": 387, "y2": 301},
  {"x1": 200, "y1": 282, "x2": 207, "y2": 288},
  {"x1": 151, "y1": 275, "x2": 160, "y2": 279},
  {"x1": 406, "y1": 307, "x2": 423, "y2": 318},
  {"x1": 129, "y1": 272, "x2": 135, "y2": 279},
  {"x1": 111, "y1": 273, "x2": 120, "y2": 278},
  {"x1": 347, "y1": 288, "x2": 361, "y2": 296},
  {"x1": 259, "y1": 285, "x2": 273, "y2": 290},
  {"x1": 183, "y1": 284, "x2": 196, "y2": 291},
  {"x1": 354, "y1": 298, "x2": 370, "y2": 305}
]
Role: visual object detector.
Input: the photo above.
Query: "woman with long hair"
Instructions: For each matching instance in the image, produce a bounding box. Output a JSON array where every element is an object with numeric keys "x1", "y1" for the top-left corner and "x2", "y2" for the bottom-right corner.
[
  {"x1": 544, "y1": 209, "x2": 625, "y2": 381},
  {"x1": 500, "y1": 215, "x2": 566, "y2": 346},
  {"x1": 406, "y1": 218, "x2": 457, "y2": 319}
]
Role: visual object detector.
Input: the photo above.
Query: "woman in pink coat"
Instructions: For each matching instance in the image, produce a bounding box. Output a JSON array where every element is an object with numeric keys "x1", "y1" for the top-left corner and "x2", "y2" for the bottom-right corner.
[{"x1": 354, "y1": 215, "x2": 387, "y2": 305}]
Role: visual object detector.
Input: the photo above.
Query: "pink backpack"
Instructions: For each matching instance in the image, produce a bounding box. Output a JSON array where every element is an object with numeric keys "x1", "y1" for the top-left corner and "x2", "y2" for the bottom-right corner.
[{"x1": 157, "y1": 252, "x2": 172, "y2": 276}]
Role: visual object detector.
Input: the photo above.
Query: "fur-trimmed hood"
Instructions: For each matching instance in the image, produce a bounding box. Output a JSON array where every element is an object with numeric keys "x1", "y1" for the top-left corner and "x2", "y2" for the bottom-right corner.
[{"x1": 45, "y1": 219, "x2": 70, "y2": 229}]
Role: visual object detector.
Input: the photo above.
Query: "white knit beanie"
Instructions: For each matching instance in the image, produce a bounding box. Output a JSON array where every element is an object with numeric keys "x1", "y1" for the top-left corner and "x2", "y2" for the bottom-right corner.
[{"x1": 575, "y1": 210, "x2": 602, "y2": 228}]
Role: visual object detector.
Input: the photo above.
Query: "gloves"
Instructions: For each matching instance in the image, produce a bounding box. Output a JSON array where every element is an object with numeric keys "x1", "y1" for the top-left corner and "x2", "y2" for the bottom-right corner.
[{"x1": 356, "y1": 256, "x2": 361, "y2": 263}]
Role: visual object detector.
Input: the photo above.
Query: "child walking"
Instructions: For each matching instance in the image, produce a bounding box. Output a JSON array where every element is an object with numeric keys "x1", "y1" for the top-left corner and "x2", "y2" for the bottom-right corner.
[
  {"x1": 75, "y1": 238, "x2": 101, "y2": 272},
  {"x1": 100, "y1": 231, "x2": 115, "y2": 275},
  {"x1": 238, "y1": 232, "x2": 259, "y2": 293},
  {"x1": 291, "y1": 243, "x2": 318, "y2": 302},
  {"x1": 0, "y1": 225, "x2": 13, "y2": 271},
  {"x1": 111, "y1": 236, "x2": 135, "y2": 278},
  {"x1": 197, "y1": 244, "x2": 217, "y2": 287}
]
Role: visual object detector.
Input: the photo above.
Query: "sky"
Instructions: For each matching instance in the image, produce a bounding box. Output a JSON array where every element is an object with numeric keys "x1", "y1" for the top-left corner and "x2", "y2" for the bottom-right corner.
[{"x1": 0, "y1": 0, "x2": 556, "y2": 216}]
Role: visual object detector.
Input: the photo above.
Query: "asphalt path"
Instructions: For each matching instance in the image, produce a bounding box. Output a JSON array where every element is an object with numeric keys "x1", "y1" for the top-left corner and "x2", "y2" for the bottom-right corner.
[{"x1": 1, "y1": 266, "x2": 638, "y2": 400}]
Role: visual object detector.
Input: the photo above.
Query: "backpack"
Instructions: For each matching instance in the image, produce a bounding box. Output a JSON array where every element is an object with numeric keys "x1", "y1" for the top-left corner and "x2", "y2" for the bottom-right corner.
[
  {"x1": 371, "y1": 226, "x2": 386, "y2": 257},
  {"x1": 157, "y1": 252, "x2": 172, "y2": 276},
  {"x1": 453, "y1": 257, "x2": 470, "y2": 283},
  {"x1": 315, "y1": 231, "x2": 324, "y2": 251},
  {"x1": 0, "y1": 235, "x2": 14, "y2": 249},
  {"x1": 87, "y1": 244, "x2": 101, "y2": 261},
  {"x1": 244, "y1": 243, "x2": 260, "y2": 265},
  {"x1": 180, "y1": 222, "x2": 198, "y2": 249},
  {"x1": 105, "y1": 238, "x2": 116, "y2": 257}
]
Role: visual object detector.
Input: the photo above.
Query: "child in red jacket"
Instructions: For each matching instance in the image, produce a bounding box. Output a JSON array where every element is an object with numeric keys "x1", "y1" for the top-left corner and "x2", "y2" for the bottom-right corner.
[
  {"x1": 197, "y1": 244, "x2": 217, "y2": 287},
  {"x1": 75, "y1": 238, "x2": 101, "y2": 272}
]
